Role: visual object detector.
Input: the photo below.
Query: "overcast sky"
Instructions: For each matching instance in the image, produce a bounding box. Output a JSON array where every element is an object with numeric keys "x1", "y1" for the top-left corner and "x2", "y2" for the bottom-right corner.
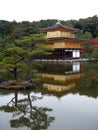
[{"x1": 0, "y1": 0, "x2": 98, "y2": 22}]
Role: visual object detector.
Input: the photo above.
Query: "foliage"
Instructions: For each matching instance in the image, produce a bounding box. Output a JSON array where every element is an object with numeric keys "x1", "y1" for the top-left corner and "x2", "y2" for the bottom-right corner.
[
  {"x1": 81, "y1": 40, "x2": 94, "y2": 58},
  {"x1": 76, "y1": 30, "x2": 93, "y2": 40},
  {"x1": 0, "y1": 33, "x2": 51, "y2": 80},
  {"x1": 0, "y1": 44, "x2": 27, "y2": 80},
  {"x1": 92, "y1": 48, "x2": 98, "y2": 61},
  {"x1": 76, "y1": 30, "x2": 93, "y2": 59},
  {"x1": 1, "y1": 15, "x2": 98, "y2": 38}
]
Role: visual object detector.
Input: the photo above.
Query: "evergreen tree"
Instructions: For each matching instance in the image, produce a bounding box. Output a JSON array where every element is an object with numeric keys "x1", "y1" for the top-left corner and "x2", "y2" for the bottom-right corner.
[{"x1": 0, "y1": 33, "x2": 51, "y2": 80}]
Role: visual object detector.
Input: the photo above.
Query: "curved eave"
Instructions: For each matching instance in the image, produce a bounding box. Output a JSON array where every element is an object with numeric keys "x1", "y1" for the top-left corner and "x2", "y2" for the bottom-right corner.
[
  {"x1": 38, "y1": 37, "x2": 84, "y2": 44},
  {"x1": 48, "y1": 37, "x2": 84, "y2": 42},
  {"x1": 40, "y1": 23, "x2": 79, "y2": 32}
]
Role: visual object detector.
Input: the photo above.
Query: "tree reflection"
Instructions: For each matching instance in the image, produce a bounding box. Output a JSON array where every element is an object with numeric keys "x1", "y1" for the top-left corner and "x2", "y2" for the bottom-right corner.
[{"x1": 0, "y1": 91, "x2": 55, "y2": 130}]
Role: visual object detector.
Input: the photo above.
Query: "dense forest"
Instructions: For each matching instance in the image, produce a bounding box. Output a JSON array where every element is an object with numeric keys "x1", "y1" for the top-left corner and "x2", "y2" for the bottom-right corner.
[{"x1": 0, "y1": 15, "x2": 98, "y2": 38}]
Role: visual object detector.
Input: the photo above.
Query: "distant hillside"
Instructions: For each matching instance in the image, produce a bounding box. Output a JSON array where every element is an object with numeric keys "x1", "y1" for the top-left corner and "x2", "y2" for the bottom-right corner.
[{"x1": 0, "y1": 15, "x2": 98, "y2": 38}]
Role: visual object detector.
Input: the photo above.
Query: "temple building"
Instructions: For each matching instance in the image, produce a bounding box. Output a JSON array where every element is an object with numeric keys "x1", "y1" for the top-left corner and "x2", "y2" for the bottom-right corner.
[{"x1": 39, "y1": 21, "x2": 83, "y2": 59}]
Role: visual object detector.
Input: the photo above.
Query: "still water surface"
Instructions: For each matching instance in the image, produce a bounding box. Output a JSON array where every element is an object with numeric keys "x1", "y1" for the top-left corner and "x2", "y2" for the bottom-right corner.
[{"x1": 0, "y1": 62, "x2": 98, "y2": 130}]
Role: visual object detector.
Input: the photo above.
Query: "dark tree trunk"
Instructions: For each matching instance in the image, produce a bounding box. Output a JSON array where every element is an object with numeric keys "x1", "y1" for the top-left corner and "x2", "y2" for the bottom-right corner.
[
  {"x1": 25, "y1": 57, "x2": 32, "y2": 80},
  {"x1": 28, "y1": 93, "x2": 32, "y2": 110},
  {"x1": 15, "y1": 92, "x2": 18, "y2": 106},
  {"x1": 14, "y1": 67, "x2": 17, "y2": 80}
]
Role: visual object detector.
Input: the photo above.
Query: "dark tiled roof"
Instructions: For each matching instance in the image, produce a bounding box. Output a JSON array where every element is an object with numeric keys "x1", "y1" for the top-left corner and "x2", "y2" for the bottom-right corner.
[
  {"x1": 38, "y1": 37, "x2": 83, "y2": 43},
  {"x1": 41, "y1": 22, "x2": 78, "y2": 32}
]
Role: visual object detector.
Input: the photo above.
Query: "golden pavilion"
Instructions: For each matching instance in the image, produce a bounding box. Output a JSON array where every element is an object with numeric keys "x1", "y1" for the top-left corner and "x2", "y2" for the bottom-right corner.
[{"x1": 39, "y1": 21, "x2": 83, "y2": 59}]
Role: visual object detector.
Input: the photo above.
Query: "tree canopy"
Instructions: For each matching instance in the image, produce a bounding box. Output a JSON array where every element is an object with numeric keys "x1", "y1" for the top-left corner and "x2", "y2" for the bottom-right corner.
[
  {"x1": 0, "y1": 33, "x2": 51, "y2": 80},
  {"x1": 0, "y1": 15, "x2": 98, "y2": 38}
]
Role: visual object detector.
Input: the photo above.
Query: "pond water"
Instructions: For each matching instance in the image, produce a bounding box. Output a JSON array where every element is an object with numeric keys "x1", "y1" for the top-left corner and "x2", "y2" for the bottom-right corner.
[{"x1": 0, "y1": 62, "x2": 98, "y2": 130}]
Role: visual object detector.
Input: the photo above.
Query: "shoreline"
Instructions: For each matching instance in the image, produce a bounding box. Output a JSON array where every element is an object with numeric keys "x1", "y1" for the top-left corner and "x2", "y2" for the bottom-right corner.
[{"x1": 33, "y1": 58, "x2": 89, "y2": 64}]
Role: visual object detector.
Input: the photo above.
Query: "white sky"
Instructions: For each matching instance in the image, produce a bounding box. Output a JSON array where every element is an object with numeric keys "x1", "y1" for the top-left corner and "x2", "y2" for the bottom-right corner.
[{"x1": 0, "y1": 0, "x2": 98, "y2": 22}]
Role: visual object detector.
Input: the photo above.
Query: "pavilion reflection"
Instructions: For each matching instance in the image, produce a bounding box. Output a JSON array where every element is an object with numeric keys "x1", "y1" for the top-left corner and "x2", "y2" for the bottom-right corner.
[{"x1": 36, "y1": 62, "x2": 84, "y2": 94}]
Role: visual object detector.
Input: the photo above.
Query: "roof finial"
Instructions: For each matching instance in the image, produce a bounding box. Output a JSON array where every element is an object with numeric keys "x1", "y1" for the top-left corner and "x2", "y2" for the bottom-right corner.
[{"x1": 56, "y1": 20, "x2": 61, "y2": 24}]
